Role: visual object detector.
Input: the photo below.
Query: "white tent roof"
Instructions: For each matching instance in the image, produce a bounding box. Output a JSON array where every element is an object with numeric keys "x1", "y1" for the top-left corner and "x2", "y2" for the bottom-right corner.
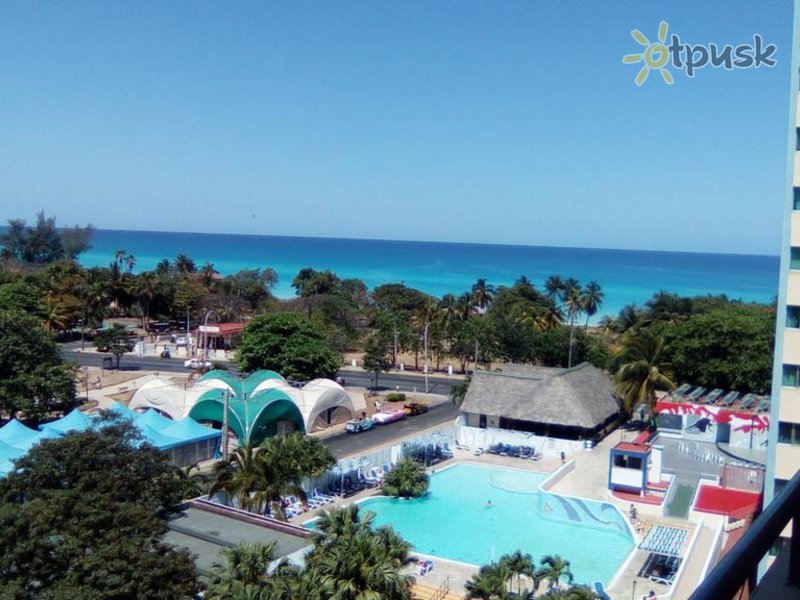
[{"x1": 129, "y1": 374, "x2": 355, "y2": 432}]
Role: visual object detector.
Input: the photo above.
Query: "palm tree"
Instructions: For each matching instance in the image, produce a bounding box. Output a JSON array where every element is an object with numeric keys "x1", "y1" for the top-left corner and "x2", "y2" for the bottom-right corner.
[
  {"x1": 201, "y1": 261, "x2": 218, "y2": 287},
  {"x1": 538, "y1": 554, "x2": 574, "y2": 591},
  {"x1": 208, "y1": 444, "x2": 271, "y2": 514},
  {"x1": 174, "y1": 253, "x2": 197, "y2": 273},
  {"x1": 581, "y1": 281, "x2": 604, "y2": 329},
  {"x1": 41, "y1": 293, "x2": 70, "y2": 332},
  {"x1": 614, "y1": 329, "x2": 675, "y2": 415},
  {"x1": 450, "y1": 377, "x2": 471, "y2": 407},
  {"x1": 206, "y1": 542, "x2": 279, "y2": 600},
  {"x1": 516, "y1": 304, "x2": 547, "y2": 362},
  {"x1": 499, "y1": 550, "x2": 534, "y2": 596},
  {"x1": 615, "y1": 304, "x2": 641, "y2": 333},
  {"x1": 471, "y1": 278, "x2": 495, "y2": 313},
  {"x1": 314, "y1": 504, "x2": 375, "y2": 544},
  {"x1": 465, "y1": 562, "x2": 510, "y2": 599},
  {"x1": 307, "y1": 505, "x2": 414, "y2": 600},
  {"x1": 563, "y1": 284, "x2": 584, "y2": 368},
  {"x1": 132, "y1": 272, "x2": 157, "y2": 330},
  {"x1": 544, "y1": 275, "x2": 567, "y2": 302},
  {"x1": 565, "y1": 584, "x2": 601, "y2": 599},
  {"x1": 382, "y1": 458, "x2": 429, "y2": 498}
]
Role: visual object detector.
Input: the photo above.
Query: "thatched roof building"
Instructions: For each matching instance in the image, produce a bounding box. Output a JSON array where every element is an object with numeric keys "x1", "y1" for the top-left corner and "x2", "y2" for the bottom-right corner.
[{"x1": 460, "y1": 362, "x2": 620, "y2": 439}]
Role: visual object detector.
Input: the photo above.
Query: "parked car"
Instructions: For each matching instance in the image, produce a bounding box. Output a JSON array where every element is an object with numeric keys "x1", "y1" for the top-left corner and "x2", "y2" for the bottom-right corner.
[
  {"x1": 403, "y1": 402, "x2": 428, "y2": 416},
  {"x1": 345, "y1": 417, "x2": 374, "y2": 433},
  {"x1": 372, "y1": 409, "x2": 407, "y2": 425},
  {"x1": 184, "y1": 358, "x2": 212, "y2": 370}
]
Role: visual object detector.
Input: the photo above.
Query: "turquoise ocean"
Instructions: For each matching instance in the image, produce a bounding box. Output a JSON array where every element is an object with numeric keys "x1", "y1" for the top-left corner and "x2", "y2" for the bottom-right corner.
[{"x1": 79, "y1": 229, "x2": 779, "y2": 320}]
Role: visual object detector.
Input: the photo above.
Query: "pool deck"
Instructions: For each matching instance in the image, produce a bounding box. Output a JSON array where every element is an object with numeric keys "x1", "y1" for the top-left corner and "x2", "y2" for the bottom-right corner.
[
  {"x1": 294, "y1": 428, "x2": 722, "y2": 600},
  {"x1": 547, "y1": 430, "x2": 723, "y2": 600}
]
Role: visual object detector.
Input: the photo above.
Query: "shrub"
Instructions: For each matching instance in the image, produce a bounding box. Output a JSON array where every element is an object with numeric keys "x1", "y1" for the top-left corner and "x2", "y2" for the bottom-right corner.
[{"x1": 385, "y1": 392, "x2": 406, "y2": 402}]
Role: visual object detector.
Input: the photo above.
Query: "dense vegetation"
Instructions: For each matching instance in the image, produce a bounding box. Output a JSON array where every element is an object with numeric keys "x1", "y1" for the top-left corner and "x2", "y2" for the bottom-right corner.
[
  {"x1": 382, "y1": 458, "x2": 429, "y2": 498},
  {"x1": 465, "y1": 550, "x2": 600, "y2": 599},
  {"x1": 205, "y1": 505, "x2": 414, "y2": 600},
  {"x1": 609, "y1": 293, "x2": 775, "y2": 413},
  {"x1": 210, "y1": 432, "x2": 335, "y2": 520},
  {"x1": 0, "y1": 212, "x2": 776, "y2": 403},
  {"x1": 236, "y1": 312, "x2": 341, "y2": 380},
  {"x1": 0, "y1": 417, "x2": 197, "y2": 599}
]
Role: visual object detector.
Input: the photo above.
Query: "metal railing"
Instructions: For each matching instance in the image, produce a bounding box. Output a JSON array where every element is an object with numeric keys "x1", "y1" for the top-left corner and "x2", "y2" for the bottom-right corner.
[{"x1": 688, "y1": 469, "x2": 800, "y2": 599}]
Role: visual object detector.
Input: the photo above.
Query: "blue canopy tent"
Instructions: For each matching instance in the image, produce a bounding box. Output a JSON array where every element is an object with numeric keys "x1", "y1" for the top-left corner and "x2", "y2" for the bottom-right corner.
[
  {"x1": 135, "y1": 409, "x2": 175, "y2": 432},
  {"x1": 40, "y1": 408, "x2": 93, "y2": 435}
]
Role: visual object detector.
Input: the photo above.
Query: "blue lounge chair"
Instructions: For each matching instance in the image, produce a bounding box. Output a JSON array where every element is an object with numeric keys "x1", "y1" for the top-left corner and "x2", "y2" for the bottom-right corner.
[{"x1": 593, "y1": 581, "x2": 611, "y2": 600}]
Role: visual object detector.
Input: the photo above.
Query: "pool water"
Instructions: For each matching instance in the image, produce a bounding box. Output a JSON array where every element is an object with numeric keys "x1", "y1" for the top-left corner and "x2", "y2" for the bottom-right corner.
[{"x1": 357, "y1": 462, "x2": 634, "y2": 585}]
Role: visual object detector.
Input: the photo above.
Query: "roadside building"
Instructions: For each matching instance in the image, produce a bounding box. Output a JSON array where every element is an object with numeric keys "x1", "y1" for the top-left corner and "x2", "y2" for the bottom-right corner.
[{"x1": 459, "y1": 362, "x2": 621, "y2": 440}]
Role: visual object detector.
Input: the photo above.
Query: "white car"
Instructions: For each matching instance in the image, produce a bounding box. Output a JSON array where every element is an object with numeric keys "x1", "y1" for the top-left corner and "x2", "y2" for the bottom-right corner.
[{"x1": 184, "y1": 358, "x2": 212, "y2": 370}]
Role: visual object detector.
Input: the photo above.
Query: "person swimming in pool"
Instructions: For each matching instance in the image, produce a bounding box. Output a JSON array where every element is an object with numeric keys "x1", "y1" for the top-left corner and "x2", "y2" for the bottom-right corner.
[{"x1": 485, "y1": 500, "x2": 494, "y2": 508}]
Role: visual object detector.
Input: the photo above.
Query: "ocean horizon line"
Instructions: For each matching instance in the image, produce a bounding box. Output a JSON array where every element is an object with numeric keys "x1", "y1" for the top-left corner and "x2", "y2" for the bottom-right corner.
[{"x1": 79, "y1": 226, "x2": 778, "y2": 261}]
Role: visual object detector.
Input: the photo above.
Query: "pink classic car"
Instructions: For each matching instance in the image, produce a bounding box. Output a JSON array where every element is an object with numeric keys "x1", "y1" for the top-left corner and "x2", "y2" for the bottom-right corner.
[{"x1": 371, "y1": 409, "x2": 407, "y2": 425}]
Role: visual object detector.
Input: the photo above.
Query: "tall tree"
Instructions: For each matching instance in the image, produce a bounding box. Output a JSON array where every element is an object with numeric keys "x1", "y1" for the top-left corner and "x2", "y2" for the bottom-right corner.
[
  {"x1": 0, "y1": 417, "x2": 197, "y2": 599},
  {"x1": 0, "y1": 309, "x2": 76, "y2": 420},
  {"x1": 471, "y1": 278, "x2": 495, "y2": 313},
  {"x1": 581, "y1": 281, "x2": 604, "y2": 328},
  {"x1": 537, "y1": 554, "x2": 574, "y2": 591},
  {"x1": 363, "y1": 335, "x2": 392, "y2": 390},
  {"x1": 614, "y1": 329, "x2": 675, "y2": 415},
  {"x1": 237, "y1": 313, "x2": 340, "y2": 380}
]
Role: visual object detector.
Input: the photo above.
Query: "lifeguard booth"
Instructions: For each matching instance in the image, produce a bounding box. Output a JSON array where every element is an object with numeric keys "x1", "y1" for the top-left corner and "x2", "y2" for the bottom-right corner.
[{"x1": 608, "y1": 442, "x2": 663, "y2": 496}]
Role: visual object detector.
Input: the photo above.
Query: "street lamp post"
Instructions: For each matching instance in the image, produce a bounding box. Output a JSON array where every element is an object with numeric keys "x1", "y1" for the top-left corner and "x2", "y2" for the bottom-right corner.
[
  {"x1": 222, "y1": 389, "x2": 230, "y2": 460},
  {"x1": 423, "y1": 322, "x2": 431, "y2": 394},
  {"x1": 202, "y1": 310, "x2": 217, "y2": 359}
]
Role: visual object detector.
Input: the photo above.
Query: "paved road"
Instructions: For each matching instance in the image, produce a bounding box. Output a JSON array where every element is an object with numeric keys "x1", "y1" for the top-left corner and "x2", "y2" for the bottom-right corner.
[
  {"x1": 322, "y1": 402, "x2": 460, "y2": 459},
  {"x1": 60, "y1": 344, "x2": 461, "y2": 459},
  {"x1": 62, "y1": 347, "x2": 460, "y2": 395}
]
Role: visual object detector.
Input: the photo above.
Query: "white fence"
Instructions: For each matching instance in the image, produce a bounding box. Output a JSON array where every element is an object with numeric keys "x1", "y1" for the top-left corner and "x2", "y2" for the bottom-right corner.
[{"x1": 457, "y1": 425, "x2": 586, "y2": 459}]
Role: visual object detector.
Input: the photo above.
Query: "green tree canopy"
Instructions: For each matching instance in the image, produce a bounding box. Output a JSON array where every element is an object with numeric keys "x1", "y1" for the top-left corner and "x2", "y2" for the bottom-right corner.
[
  {"x1": 0, "y1": 309, "x2": 76, "y2": 420},
  {"x1": 0, "y1": 211, "x2": 93, "y2": 264},
  {"x1": 660, "y1": 303, "x2": 774, "y2": 393},
  {"x1": 381, "y1": 458, "x2": 429, "y2": 499},
  {"x1": 94, "y1": 323, "x2": 133, "y2": 368},
  {"x1": 237, "y1": 312, "x2": 340, "y2": 380},
  {"x1": 0, "y1": 417, "x2": 196, "y2": 599}
]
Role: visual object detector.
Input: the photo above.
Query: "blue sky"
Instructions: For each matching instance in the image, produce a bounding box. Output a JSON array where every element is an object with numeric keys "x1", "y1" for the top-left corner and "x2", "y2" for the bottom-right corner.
[{"x1": 0, "y1": 1, "x2": 794, "y2": 254}]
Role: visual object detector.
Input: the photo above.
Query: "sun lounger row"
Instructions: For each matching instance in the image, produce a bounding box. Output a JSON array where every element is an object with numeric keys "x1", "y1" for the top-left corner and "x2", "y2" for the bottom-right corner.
[
  {"x1": 279, "y1": 490, "x2": 338, "y2": 518},
  {"x1": 639, "y1": 525, "x2": 687, "y2": 557},
  {"x1": 672, "y1": 384, "x2": 768, "y2": 411},
  {"x1": 638, "y1": 553, "x2": 681, "y2": 585},
  {"x1": 406, "y1": 444, "x2": 454, "y2": 467},
  {"x1": 701, "y1": 388, "x2": 723, "y2": 404},
  {"x1": 486, "y1": 444, "x2": 541, "y2": 460}
]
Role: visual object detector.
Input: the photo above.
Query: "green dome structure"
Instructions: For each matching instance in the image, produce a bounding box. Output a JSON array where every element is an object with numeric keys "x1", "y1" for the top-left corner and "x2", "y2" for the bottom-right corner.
[{"x1": 133, "y1": 369, "x2": 355, "y2": 447}]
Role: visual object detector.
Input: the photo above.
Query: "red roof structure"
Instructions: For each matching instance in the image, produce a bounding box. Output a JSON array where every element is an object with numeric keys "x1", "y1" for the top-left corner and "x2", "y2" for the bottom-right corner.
[{"x1": 613, "y1": 442, "x2": 651, "y2": 454}]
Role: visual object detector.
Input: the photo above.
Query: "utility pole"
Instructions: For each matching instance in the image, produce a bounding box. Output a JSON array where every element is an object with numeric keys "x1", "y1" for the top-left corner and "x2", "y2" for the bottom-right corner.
[
  {"x1": 424, "y1": 322, "x2": 431, "y2": 394},
  {"x1": 393, "y1": 324, "x2": 398, "y2": 370},
  {"x1": 474, "y1": 340, "x2": 479, "y2": 371},
  {"x1": 222, "y1": 389, "x2": 230, "y2": 460}
]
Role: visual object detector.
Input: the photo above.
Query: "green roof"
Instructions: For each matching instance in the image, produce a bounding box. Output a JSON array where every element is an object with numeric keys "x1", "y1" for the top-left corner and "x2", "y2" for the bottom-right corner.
[
  {"x1": 197, "y1": 369, "x2": 286, "y2": 396},
  {"x1": 189, "y1": 371, "x2": 302, "y2": 445}
]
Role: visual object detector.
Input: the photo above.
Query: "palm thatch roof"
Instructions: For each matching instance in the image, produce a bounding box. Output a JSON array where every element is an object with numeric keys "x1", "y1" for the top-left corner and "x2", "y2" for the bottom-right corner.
[{"x1": 460, "y1": 362, "x2": 620, "y2": 430}]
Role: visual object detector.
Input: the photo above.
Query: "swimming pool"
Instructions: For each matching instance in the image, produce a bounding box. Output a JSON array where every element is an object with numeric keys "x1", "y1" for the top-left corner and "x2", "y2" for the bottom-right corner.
[{"x1": 355, "y1": 462, "x2": 634, "y2": 585}]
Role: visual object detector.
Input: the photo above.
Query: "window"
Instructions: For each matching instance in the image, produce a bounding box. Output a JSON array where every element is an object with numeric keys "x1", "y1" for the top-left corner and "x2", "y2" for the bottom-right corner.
[
  {"x1": 794, "y1": 187, "x2": 800, "y2": 210},
  {"x1": 614, "y1": 454, "x2": 643, "y2": 469},
  {"x1": 796, "y1": 127, "x2": 800, "y2": 151},
  {"x1": 789, "y1": 306, "x2": 800, "y2": 328},
  {"x1": 792, "y1": 248, "x2": 800, "y2": 270},
  {"x1": 783, "y1": 364, "x2": 800, "y2": 387},
  {"x1": 778, "y1": 422, "x2": 800, "y2": 445}
]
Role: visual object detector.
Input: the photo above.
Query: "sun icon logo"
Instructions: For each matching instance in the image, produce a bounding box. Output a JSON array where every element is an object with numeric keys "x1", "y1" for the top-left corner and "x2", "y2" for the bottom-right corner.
[{"x1": 623, "y1": 21, "x2": 674, "y2": 86}]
